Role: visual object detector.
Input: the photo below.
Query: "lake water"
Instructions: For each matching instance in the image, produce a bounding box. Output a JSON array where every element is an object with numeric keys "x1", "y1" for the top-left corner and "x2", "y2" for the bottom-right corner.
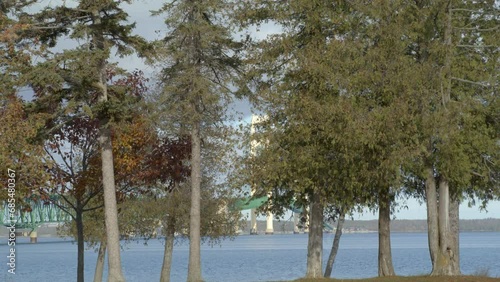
[{"x1": 1, "y1": 232, "x2": 499, "y2": 282}]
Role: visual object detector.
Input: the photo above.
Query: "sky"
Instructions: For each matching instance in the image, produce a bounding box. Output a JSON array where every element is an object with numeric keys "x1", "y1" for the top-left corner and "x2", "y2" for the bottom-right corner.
[{"x1": 27, "y1": 0, "x2": 499, "y2": 220}]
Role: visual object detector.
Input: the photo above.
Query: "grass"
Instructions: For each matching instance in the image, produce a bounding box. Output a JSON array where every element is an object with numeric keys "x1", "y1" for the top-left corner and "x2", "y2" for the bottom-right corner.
[{"x1": 289, "y1": 276, "x2": 500, "y2": 282}]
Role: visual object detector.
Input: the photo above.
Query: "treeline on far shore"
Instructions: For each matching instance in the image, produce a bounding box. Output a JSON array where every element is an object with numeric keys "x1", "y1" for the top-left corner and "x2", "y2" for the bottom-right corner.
[
  {"x1": 241, "y1": 218, "x2": 500, "y2": 234},
  {"x1": 2, "y1": 218, "x2": 499, "y2": 238}
]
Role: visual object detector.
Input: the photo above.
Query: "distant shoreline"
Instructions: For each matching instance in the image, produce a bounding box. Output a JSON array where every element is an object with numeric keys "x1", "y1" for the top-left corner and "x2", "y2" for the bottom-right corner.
[
  {"x1": 1, "y1": 218, "x2": 499, "y2": 238},
  {"x1": 243, "y1": 218, "x2": 500, "y2": 234}
]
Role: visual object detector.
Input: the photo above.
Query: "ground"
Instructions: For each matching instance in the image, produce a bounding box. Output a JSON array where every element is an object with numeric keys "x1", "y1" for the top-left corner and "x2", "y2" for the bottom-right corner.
[{"x1": 291, "y1": 276, "x2": 500, "y2": 282}]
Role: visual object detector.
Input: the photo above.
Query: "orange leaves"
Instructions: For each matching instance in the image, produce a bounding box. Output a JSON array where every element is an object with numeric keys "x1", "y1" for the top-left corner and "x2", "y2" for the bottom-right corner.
[{"x1": 0, "y1": 96, "x2": 51, "y2": 201}]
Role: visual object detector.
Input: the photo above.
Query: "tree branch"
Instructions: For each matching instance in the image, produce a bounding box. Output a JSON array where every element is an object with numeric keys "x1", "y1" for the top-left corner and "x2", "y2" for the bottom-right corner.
[{"x1": 451, "y1": 77, "x2": 489, "y2": 87}]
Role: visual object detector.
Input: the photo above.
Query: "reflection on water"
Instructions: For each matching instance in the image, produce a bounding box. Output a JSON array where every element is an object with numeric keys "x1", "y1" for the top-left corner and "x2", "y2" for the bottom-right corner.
[{"x1": 1, "y1": 232, "x2": 499, "y2": 282}]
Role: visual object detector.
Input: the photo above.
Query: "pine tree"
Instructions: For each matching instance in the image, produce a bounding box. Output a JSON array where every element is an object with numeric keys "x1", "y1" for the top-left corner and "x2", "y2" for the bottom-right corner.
[
  {"x1": 152, "y1": 1, "x2": 242, "y2": 281},
  {"x1": 11, "y1": 1, "x2": 150, "y2": 281}
]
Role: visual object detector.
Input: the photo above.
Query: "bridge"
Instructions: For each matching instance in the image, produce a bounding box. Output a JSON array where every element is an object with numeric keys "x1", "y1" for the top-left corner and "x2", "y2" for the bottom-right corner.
[
  {"x1": 233, "y1": 195, "x2": 334, "y2": 234},
  {"x1": 232, "y1": 195, "x2": 310, "y2": 234},
  {"x1": 1, "y1": 195, "x2": 72, "y2": 242}
]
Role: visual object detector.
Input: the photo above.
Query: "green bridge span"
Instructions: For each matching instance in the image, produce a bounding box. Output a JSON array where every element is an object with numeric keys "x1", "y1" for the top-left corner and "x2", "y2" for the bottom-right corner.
[{"x1": 1, "y1": 196, "x2": 71, "y2": 230}]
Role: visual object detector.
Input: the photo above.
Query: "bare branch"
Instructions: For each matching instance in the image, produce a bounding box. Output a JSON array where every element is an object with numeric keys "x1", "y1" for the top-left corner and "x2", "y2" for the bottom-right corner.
[
  {"x1": 457, "y1": 45, "x2": 497, "y2": 48},
  {"x1": 453, "y1": 25, "x2": 499, "y2": 31},
  {"x1": 451, "y1": 77, "x2": 489, "y2": 87}
]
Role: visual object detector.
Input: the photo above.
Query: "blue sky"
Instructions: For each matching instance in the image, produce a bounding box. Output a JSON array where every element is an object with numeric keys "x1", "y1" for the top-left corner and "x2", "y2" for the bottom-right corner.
[{"x1": 31, "y1": 0, "x2": 499, "y2": 220}]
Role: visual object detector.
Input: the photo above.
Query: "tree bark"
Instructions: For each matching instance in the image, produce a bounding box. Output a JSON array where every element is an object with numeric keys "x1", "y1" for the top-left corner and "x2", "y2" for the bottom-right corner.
[
  {"x1": 161, "y1": 186, "x2": 179, "y2": 282},
  {"x1": 99, "y1": 125, "x2": 125, "y2": 282},
  {"x1": 431, "y1": 178, "x2": 456, "y2": 276},
  {"x1": 426, "y1": 175, "x2": 460, "y2": 276},
  {"x1": 428, "y1": 2, "x2": 460, "y2": 276},
  {"x1": 76, "y1": 207, "x2": 85, "y2": 282},
  {"x1": 187, "y1": 123, "x2": 202, "y2": 282},
  {"x1": 449, "y1": 197, "x2": 461, "y2": 275},
  {"x1": 160, "y1": 219, "x2": 176, "y2": 282},
  {"x1": 306, "y1": 191, "x2": 324, "y2": 278},
  {"x1": 378, "y1": 191, "x2": 395, "y2": 277},
  {"x1": 93, "y1": 240, "x2": 106, "y2": 282},
  {"x1": 324, "y1": 211, "x2": 345, "y2": 278},
  {"x1": 425, "y1": 168, "x2": 439, "y2": 269},
  {"x1": 92, "y1": 7, "x2": 125, "y2": 282}
]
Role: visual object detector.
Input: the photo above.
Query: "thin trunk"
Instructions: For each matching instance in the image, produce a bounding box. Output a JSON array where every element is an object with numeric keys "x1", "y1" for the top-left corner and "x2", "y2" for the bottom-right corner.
[
  {"x1": 160, "y1": 186, "x2": 179, "y2": 282},
  {"x1": 93, "y1": 240, "x2": 106, "y2": 282},
  {"x1": 378, "y1": 191, "x2": 395, "y2": 277},
  {"x1": 425, "y1": 168, "x2": 439, "y2": 268},
  {"x1": 92, "y1": 8, "x2": 125, "y2": 282},
  {"x1": 160, "y1": 220, "x2": 176, "y2": 282},
  {"x1": 449, "y1": 198, "x2": 461, "y2": 275},
  {"x1": 324, "y1": 211, "x2": 345, "y2": 278},
  {"x1": 306, "y1": 191, "x2": 324, "y2": 278},
  {"x1": 76, "y1": 207, "x2": 85, "y2": 282},
  {"x1": 187, "y1": 123, "x2": 202, "y2": 282}
]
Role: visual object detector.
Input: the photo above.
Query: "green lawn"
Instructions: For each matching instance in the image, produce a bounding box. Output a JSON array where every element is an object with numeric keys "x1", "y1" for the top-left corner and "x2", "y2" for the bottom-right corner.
[{"x1": 289, "y1": 276, "x2": 500, "y2": 282}]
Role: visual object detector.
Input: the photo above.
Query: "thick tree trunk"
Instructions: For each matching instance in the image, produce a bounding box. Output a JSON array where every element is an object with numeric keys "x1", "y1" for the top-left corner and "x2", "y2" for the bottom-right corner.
[
  {"x1": 93, "y1": 240, "x2": 106, "y2": 282},
  {"x1": 92, "y1": 8, "x2": 125, "y2": 282},
  {"x1": 378, "y1": 192, "x2": 395, "y2": 277},
  {"x1": 324, "y1": 211, "x2": 345, "y2": 278},
  {"x1": 76, "y1": 208, "x2": 85, "y2": 282},
  {"x1": 426, "y1": 173, "x2": 460, "y2": 276},
  {"x1": 187, "y1": 123, "x2": 202, "y2": 282},
  {"x1": 429, "y1": 3, "x2": 460, "y2": 276},
  {"x1": 99, "y1": 125, "x2": 126, "y2": 282},
  {"x1": 431, "y1": 178, "x2": 455, "y2": 276},
  {"x1": 306, "y1": 191, "x2": 324, "y2": 278}
]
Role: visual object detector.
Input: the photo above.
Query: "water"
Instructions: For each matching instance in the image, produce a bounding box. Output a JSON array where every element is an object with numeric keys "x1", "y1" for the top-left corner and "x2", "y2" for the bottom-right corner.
[{"x1": 1, "y1": 232, "x2": 499, "y2": 282}]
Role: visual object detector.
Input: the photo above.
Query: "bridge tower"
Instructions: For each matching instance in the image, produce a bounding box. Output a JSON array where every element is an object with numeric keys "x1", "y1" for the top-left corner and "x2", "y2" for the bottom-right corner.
[
  {"x1": 250, "y1": 114, "x2": 273, "y2": 235},
  {"x1": 293, "y1": 212, "x2": 300, "y2": 234}
]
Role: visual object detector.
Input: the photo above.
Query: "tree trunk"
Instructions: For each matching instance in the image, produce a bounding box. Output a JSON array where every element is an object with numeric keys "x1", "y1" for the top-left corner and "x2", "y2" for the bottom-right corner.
[
  {"x1": 324, "y1": 211, "x2": 345, "y2": 278},
  {"x1": 92, "y1": 8, "x2": 125, "y2": 282},
  {"x1": 449, "y1": 197, "x2": 461, "y2": 275},
  {"x1": 378, "y1": 191, "x2": 395, "y2": 277},
  {"x1": 187, "y1": 123, "x2": 202, "y2": 282},
  {"x1": 99, "y1": 125, "x2": 126, "y2": 282},
  {"x1": 426, "y1": 175, "x2": 460, "y2": 276},
  {"x1": 306, "y1": 191, "x2": 324, "y2": 278},
  {"x1": 425, "y1": 168, "x2": 439, "y2": 269},
  {"x1": 431, "y1": 178, "x2": 457, "y2": 276},
  {"x1": 429, "y1": 3, "x2": 460, "y2": 276},
  {"x1": 76, "y1": 207, "x2": 85, "y2": 282},
  {"x1": 160, "y1": 219, "x2": 176, "y2": 282},
  {"x1": 161, "y1": 186, "x2": 178, "y2": 282},
  {"x1": 93, "y1": 240, "x2": 106, "y2": 282}
]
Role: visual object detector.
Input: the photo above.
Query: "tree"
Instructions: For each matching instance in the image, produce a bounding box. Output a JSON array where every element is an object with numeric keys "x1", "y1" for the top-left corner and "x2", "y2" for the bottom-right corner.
[
  {"x1": 157, "y1": 177, "x2": 241, "y2": 282},
  {"x1": 400, "y1": 0, "x2": 499, "y2": 276},
  {"x1": 340, "y1": 2, "x2": 430, "y2": 276},
  {"x1": 43, "y1": 93, "x2": 155, "y2": 282},
  {"x1": 152, "y1": 1, "x2": 242, "y2": 280},
  {"x1": 13, "y1": 1, "x2": 151, "y2": 280},
  {"x1": 237, "y1": 1, "x2": 398, "y2": 277},
  {"x1": 0, "y1": 97, "x2": 50, "y2": 203},
  {"x1": 43, "y1": 116, "x2": 101, "y2": 282},
  {"x1": 0, "y1": 1, "x2": 50, "y2": 204}
]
